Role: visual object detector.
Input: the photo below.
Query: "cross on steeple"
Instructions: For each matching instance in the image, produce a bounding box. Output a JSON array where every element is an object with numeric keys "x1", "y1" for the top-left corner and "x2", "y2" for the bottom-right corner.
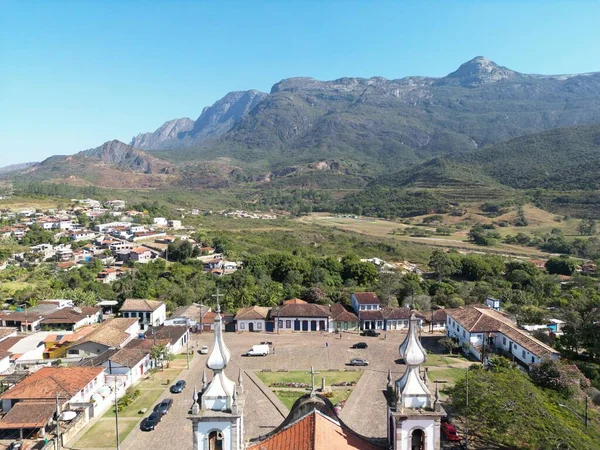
[
  {"x1": 212, "y1": 288, "x2": 225, "y2": 313},
  {"x1": 307, "y1": 366, "x2": 320, "y2": 397}
]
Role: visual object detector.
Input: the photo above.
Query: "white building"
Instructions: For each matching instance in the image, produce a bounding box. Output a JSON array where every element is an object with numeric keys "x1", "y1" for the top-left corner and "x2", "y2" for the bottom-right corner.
[
  {"x1": 388, "y1": 314, "x2": 444, "y2": 450},
  {"x1": 234, "y1": 306, "x2": 270, "y2": 332},
  {"x1": 190, "y1": 306, "x2": 245, "y2": 450},
  {"x1": 153, "y1": 217, "x2": 168, "y2": 227},
  {"x1": 446, "y1": 306, "x2": 560, "y2": 367},
  {"x1": 351, "y1": 292, "x2": 381, "y2": 314},
  {"x1": 120, "y1": 299, "x2": 166, "y2": 332}
]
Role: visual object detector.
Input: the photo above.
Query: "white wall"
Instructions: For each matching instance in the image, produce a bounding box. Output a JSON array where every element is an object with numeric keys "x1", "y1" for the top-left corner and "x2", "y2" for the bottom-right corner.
[
  {"x1": 395, "y1": 417, "x2": 438, "y2": 450},
  {"x1": 237, "y1": 320, "x2": 265, "y2": 332}
]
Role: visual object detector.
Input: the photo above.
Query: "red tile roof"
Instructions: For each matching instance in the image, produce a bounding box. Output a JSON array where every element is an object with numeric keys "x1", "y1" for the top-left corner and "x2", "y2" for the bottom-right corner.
[
  {"x1": 120, "y1": 299, "x2": 164, "y2": 312},
  {"x1": 278, "y1": 303, "x2": 330, "y2": 319},
  {"x1": 330, "y1": 304, "x2": 358, "y2": 322},
  {"x1": 353, "y1": 292, "x2": 380, "y2": 305},
  {"x1": 1, "y1": 367, "x2": 104, "y2": 400},
  {"x1": 234, "y1": 306, "x2": 270, "y2": 321},
  {"x1": 247, "y1": 409, "x2": 383, "y2": 450},
  {"x1": 0, "y1": 401, "x2": 57, "y2": 429}
]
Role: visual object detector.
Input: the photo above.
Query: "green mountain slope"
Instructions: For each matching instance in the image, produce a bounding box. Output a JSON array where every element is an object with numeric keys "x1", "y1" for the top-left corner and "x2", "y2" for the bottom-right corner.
[{"x1": 377, "y1": 124, "x2": 600, "y2": 191}]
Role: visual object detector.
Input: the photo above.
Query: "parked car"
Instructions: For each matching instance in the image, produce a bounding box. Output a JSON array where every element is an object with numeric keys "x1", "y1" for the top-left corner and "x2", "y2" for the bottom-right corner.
[
  {"x1": 170, "y1": 380, "x2": 186, "y2": 393},
  {"x1": 141, "y1": 411, "x2": 161, "y2": 431},
  {"x1": 441, "y1": 419, "x2": 461, "y2": 441},
  {"x1": 154, "y1": 398, "x2": 174, "y2": 415},
  {"x1": 352, "y1": 342, "x2": 368, "y2": 349},
  {"x1": 349, "y1": 358, "x2": 369, "y2": 366},
  {"x1": 8, "y1": 441, "x2": 22, "y2": 450},
  {"x1": 199, "y1": 345, "x2": 209, "y2": 354},
  {"x1": 361, "y1": 330, "x2": 380, "y2": 337},
  {"x1": 244, "y1": 344, "x2": 270, "y2": 356}
]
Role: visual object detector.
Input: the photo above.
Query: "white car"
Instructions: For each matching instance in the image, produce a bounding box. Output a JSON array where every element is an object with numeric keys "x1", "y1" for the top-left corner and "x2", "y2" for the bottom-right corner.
[{"x1": 199, "y1": 345, "x2": 209, "y2": 354}]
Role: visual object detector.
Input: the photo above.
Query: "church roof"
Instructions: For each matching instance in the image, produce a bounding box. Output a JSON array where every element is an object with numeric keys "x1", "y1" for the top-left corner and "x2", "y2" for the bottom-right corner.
[{"x1": 247, "y1": 395, "x2": 384, "y2": 450}]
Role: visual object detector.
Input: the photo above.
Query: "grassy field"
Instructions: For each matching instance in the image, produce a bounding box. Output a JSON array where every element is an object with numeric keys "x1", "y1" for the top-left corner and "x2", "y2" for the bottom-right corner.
[
  {"x1": 427, "y1": 367, "x2": 467, "y2": 386},
  {"x1": 424, "y1": 353, "x2": 469, "y2": 367},
  {"x1": 297, "y1": 204, "x2": 590, "y2": 258},
  {"x1": 273, "y1": 388, "x2": 352, "y2": 410},
  {"x1": 256, "y1": 370, "x2": 362, "y2": 387},
  {"x1": 75, "y1": 417, "x2": 139, "y2": 448}
]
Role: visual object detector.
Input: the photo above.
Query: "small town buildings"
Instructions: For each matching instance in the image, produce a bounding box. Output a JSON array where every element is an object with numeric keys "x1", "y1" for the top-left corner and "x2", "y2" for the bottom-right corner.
[
  {"x1": 359, "y1": 307, "x2": 422, "y2": 331},
  {"x1": 234, "y1": 306, "x2": 270, "y2": 332},
  {"x1": 128, "y1": 247, "x2": 153, "y2": 263},
  {"x1": 164, "y1": 303, "x2": 210, "y2": 329},
  {"x1": 120, "y1": 299, "x2": 166, "y2": 332},
  {"x1": 43, "y1": 327, "x2": 95, "y2": 359},
  {"x1": 0, "y1": 367, "x2": 105, "y2": 423},
  {"x1": 329, "y1": 303, "x2": 359, "y2": 332},
  {"x1": 425, "y1": 308, "x2": 448, "y2": 332},
  {"x1": 168, "y1": 220, "x2": 182, "y2": 229},
  {"x1": 153, "y1": 217, "x2": 168, "y2": 227},
  {"x1": 351, "y1": 292, "x2": 381, "y2": 314},
  {"x1": 446, "y1": 306, "x2": 560, "y2": 367},
  {"x1": 485, "y1": 297, "x2": 501, "y2": 311},
  {"x1": 40, "y1": 306, "x2": 101, "y2": 331},
  {"x1": 276, "y1": 300, "x2": 330, "y2": 332},
  {"x1": 143, "y1": 325, "x2": 190, "y2": 354},
  {"x1": 84, "y1": 346, "x2": 151, "y2": 386},
  {"x1": 66, "y1": 318, "x2": 140, "y2": 357}
]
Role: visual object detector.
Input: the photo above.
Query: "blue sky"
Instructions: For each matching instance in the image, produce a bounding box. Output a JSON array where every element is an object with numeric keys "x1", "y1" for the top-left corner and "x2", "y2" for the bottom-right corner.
[{"x1": 1, "y1": 0, "x2": 599, "y2": 166}]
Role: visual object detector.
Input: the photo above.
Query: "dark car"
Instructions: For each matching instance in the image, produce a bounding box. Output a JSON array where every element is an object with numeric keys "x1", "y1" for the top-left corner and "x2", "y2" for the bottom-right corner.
[
  {"x1": 361, "y1": 329, "x2": 380, "y2": 337},
  {"x1": 141, "y1": 411, "x2": 161, "y2": 431},
  {"x1": 349, "y1": 358, "x2": 369, "y2": 366},
  {"x1": 352, "y1": 342, "x2": 368, "y2": 349},
  {"x1": 441, "y1": 419, "x2": 461, "y2": 441},
  {"x1": 170, "y1": 380, "x2": 186, "y2": 393},
  {"x1": 154, "y1": 398, "x2": 174, "y2": 415}
]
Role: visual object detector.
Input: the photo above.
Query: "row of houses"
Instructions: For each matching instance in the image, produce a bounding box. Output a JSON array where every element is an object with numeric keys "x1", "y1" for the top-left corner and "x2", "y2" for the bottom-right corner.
[{"x1": 232, "y1": 294, "x2": 448, "y2": 333}]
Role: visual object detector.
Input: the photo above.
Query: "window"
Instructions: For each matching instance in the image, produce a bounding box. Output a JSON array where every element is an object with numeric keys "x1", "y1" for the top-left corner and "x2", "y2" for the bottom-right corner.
[
  {"x1": 522, "y1": 350, "x2": 526, "y2": 359},
  {"x1": 240, "y1": 323, "x2": 245, "y2": 330},
  {"x1": 344, "y1": 322, "x2": 348, "y2": 330},
  {"x1": 503, "y1": 337, "x2": 507, "y2": 345},
  {"x1": 278, "y1": 320, "x2": 283, "y2": 328},
  {"x1": 286, "y1": 320, "x2": 291, "y2": 328},
  {"x1": 462, "y1": 330, "x2": 465, "y2": 338},
  {"x1": 256, "y1": 322, "x2": 262, "y2": 329}
]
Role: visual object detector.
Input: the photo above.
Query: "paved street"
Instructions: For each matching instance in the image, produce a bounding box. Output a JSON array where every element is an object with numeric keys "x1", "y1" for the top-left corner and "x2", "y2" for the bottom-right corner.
[{"x1": 74, "y1": 330, "x2": 458, "y2": 450}]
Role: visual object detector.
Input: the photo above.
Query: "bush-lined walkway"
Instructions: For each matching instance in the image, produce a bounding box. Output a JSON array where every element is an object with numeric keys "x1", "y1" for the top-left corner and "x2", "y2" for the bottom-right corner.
[{"x1": 72, "y1": 359, "x2": 187, "y2": 448}]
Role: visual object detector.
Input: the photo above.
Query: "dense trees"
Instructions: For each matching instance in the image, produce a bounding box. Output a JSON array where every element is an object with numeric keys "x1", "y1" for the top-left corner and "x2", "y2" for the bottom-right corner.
[
  {"x1": 448, "y1": 361, "x2": 599, "y2": 449},
  {"x1": 167, "y1": 240, "x2": 199, "y2": 262},
  {"x1": 545, "y1": 256, "x2": 577, "y2": 275}
]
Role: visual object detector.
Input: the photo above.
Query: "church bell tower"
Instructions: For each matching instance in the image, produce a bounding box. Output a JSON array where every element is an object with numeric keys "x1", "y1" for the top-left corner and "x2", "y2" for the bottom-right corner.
[
  {"x1": 387, "y1": 313, "x2": 445, "y2": 450},
  {"x1": 189, "y1": 300, "x2": 245, "y2": 450}
]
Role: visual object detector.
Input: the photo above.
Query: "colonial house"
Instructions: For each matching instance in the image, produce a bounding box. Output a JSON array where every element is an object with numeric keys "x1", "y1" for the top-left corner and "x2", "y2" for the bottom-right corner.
[
  {"x1": 446, "y1": 306, "x2": 560, "y2": 368},
  {"x1": 83, "y1": 346, "x2": 152, "y2": 386},
  {"x1": 66, "y1": 318, "x2": 139, "y2": 357},
  {"x1": 234, "y1": 306, "x2": 270, "y2": 332},
  {"x1": 0, "y1": 367, "x2": 105, "y2": 440},
  {"x1": 424, "y1": 308, "x2": 448, "y2": 332},
  {"x1": 0, "y1": 366, "x2": 105, "y2": 412},
  {"x1": 351, "y1": 292, "x2": 381, "y2": 314},
  {"x1": 201, "y1": 311, "x2": 235, "y2": 332},
  {"x1": 329, "y1": 303, "x2": 359, "y2": 332},
  {"x1": 276, "y1": 301, "x2": 330, "y2": 332},
  {"x1": 143, "y1": 325, "x2": 190, "y2": 354},
  {"x1": 359, "y1": 307, "x2": 423, "y2": 331},
  {"x1": 40, "y1": 306, "x2": 101, "y2": 331},
  {"x1": 120, "y1": 299, "x2": 166, "y2": 332}
]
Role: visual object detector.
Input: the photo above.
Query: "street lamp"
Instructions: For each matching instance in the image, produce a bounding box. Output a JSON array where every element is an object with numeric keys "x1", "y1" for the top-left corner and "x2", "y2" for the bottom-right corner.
[{"x1": 558, "y1": 398, "x2": 588, "y2": 428}]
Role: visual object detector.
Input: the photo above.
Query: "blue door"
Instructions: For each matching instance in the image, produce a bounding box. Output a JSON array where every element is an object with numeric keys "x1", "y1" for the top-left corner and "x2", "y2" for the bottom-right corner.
[{"x1": 294, "y1": 320, "x2": 301, "y2": 331}]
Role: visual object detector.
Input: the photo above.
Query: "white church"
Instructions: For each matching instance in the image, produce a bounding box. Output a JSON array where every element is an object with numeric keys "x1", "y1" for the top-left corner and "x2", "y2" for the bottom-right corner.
[{"x1": 189, "y1": 307, "x2": 444, "y2": 450}]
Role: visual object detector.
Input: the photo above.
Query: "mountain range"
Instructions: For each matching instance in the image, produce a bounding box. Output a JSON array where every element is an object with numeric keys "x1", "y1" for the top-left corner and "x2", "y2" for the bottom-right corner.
[{"x1": 4, "y1": 56, "x2": 600, "y2": 194}]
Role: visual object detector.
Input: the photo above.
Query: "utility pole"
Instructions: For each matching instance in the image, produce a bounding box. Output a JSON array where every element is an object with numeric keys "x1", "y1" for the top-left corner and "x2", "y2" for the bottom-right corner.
[
  {"x1": 465, "y1": 367, "x2": 469, "y2": 450},
  {"x1": 55, "y1": 391, "x2": 61, "y2": 450},
  {"x1": 114, "y1": 378, "x2": 121, "y2": 450},
  {"x1": 186, "y1": 331, "x2": 190, "y2": 370},
  {"x1": 585, "y1": 396, "x2": 589, "y2": 428}
]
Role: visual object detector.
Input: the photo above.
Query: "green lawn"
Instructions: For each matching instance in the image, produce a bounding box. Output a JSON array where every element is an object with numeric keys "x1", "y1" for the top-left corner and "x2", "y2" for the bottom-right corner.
[
  {"x1": 273, "y1": 389, "x2": 352, "y2": 410},
  {"x1": 427, "y1": 368, "x2": 466, "y2": 386},
  {"x1": 75, "y1": 417, "x2": 138, "y2": 448},
  {"x1": 256, "y1": 370, "x2": 362, "y2": 387},
  {"x1": 424, "y1": 353, "x2": 469, "y2": 367}
]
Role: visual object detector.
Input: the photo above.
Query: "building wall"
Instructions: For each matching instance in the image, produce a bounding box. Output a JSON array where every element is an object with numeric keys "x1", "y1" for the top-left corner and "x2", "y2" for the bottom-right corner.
[
  {"x1": 236, "y1": 320, "x2": 265, "y2": 332},
  {"x1": 67, "y1": 341, "x2": 110, "y2": 357},
  {"x1": 394, "y1": 416, "x2": 439, "y2": 450},
  {"x1": 330, "y1": 320, "x2": 359, "y2": 332},
  {"x1": 0, "y1": 355, "x2": 11, "y2": 374},
  {"x1": 276, "y1": 317, "x2": 329, "y2": 332}
]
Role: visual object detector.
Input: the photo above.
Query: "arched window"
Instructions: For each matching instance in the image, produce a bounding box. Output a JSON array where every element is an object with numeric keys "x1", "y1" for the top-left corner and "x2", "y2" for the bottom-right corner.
[
  {"x1": 411, "y1": 428, "x2": 425, "y2": 450},
  {"x1": 208, "y1": 430, "x2": 224, "y2": 450}
]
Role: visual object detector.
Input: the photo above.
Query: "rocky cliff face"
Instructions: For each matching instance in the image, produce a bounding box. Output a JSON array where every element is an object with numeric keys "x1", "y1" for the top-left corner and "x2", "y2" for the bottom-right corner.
[
  {"x1": 81, "y1": 140, "x2": 172, "y2": 173},
  {"x1": 130, "y1": 90, "x2": 267, "y2": 150},
  {"x1": 130, "y1": 118, "x2": 194, "y2": 150}
]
